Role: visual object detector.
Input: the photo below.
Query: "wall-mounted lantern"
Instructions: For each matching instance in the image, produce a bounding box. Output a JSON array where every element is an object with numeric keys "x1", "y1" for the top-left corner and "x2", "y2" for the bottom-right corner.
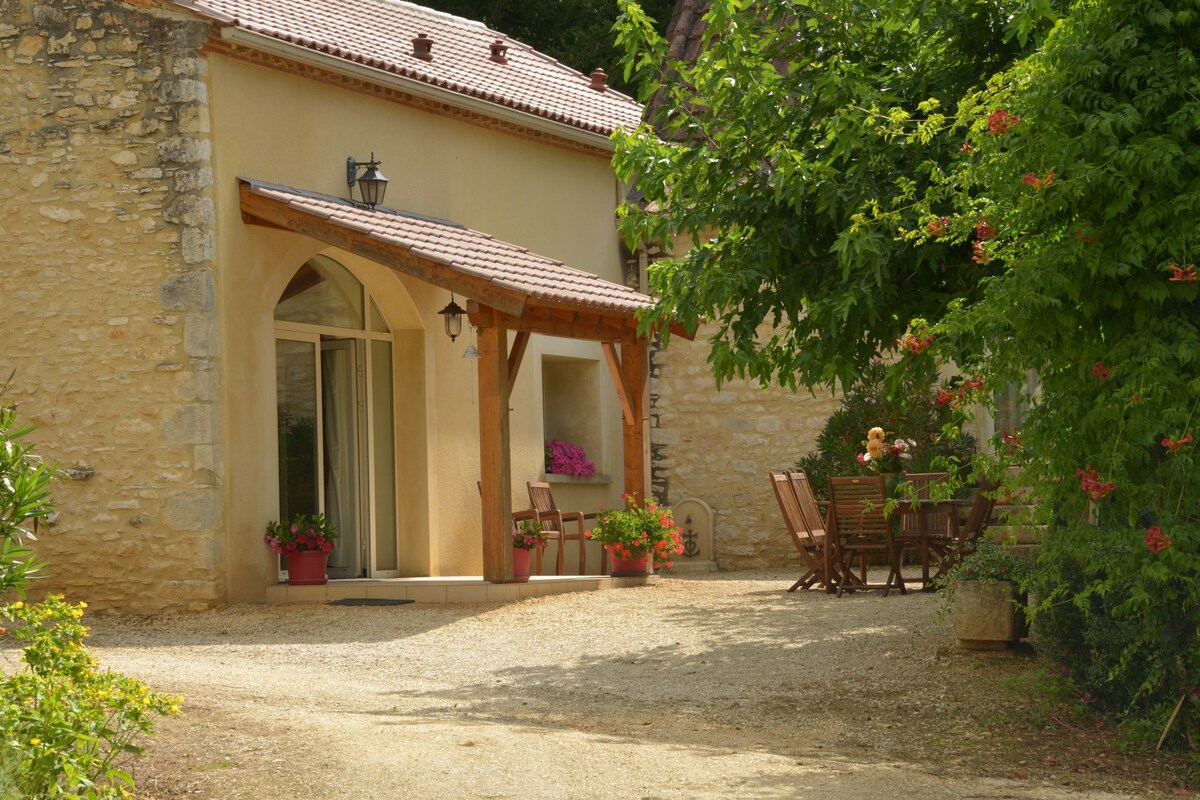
[{"x1": 346, "y1": 153, "x2": 389, "y2": 208}]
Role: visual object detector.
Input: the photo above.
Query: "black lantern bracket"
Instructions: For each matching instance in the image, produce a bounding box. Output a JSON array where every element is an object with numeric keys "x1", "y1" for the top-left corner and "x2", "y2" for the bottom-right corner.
[{"x1": 346, "y1": 153, "x2": 389, "y2": 209}]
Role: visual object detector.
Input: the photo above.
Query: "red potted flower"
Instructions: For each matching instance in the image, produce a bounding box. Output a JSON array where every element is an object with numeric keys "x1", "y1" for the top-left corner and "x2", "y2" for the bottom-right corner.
[
  {"x1": 511, "y1": 519, "x2": 548, "y2": 583},
  {"x1": 264, "y1": 513, "x2": 338, "y2": 585},
  {"x1": 588, "y1": 494, "x2": 684, "y2": 576}
]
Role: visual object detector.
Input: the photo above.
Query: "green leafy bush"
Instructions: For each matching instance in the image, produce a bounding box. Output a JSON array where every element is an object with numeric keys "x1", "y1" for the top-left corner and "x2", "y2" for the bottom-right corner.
[
  {"x1": 0, "y1": 596, "x2": 182, "y2": 799},
  {"x1": 1030, "y1": 518, "x2": 1200, "y2": 750},
  {"x1": 795, "y1": 360, "x2": 976, "y2": 498},
  {"x1": 0, "y1": 387, "x2": 181, "y2": 796}
]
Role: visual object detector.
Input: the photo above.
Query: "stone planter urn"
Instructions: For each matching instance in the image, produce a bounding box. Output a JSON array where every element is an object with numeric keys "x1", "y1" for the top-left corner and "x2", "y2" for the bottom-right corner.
[{"x1": 952, "y1": 580, "x2": 1029, "y2": 650}]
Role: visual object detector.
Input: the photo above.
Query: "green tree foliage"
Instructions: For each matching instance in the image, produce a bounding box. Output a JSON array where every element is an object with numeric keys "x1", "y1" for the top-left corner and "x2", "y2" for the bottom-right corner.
[
  {"x1": 418, "y1": 0, "x2": 676, "y2": 93},
  {"x1": 920, "y1": 0, "x2": 1200, "y2": 746},
  {"x1": 615, "y1": 0, "x2": 1200, "y2": 748},
  {"x1": 613, "y1": 0, "x2": 1051, "y2": 390}
]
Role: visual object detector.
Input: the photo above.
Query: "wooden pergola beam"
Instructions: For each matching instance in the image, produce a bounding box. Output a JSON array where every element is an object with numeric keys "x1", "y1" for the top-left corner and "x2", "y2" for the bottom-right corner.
[{"x1": 470, "y1": 304, "x2": 639, "y2": 343}]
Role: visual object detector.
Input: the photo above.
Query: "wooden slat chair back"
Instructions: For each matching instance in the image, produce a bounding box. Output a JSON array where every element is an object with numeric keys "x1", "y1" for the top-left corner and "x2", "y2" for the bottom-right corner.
[
  {"x1": 900, "y1": 472, "x2": 952, "y2": 537},
  {"x1": 827, "y1": 475, "x2": 904, "y2": 596},
  {"x1": 959, "y1": 477, "x2": 999, "y2": 551},
  {"x1": 526, "y1": 482, "x2": 590, "y2": 575},
  {"x1": 787, "y1": 472, "x2": 827, "y2": 540},
  {"x1": 770, "y1": 472, "x2": 825, "y2": 591}
]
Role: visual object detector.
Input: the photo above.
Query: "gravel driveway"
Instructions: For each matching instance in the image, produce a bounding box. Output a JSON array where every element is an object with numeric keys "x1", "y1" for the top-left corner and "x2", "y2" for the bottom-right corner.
[{"x1": 75, "y1": 571, "x2": 1185, "y2": 799}]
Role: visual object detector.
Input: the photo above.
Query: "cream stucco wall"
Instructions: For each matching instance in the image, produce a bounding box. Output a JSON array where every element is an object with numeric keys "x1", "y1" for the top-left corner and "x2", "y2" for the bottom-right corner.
[{"x1": 206, "y1": 56, "x2": 630, "y2": 598}]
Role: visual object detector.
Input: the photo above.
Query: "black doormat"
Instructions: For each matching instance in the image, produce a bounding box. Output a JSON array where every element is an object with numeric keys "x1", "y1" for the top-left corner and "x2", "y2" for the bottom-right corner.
[{"x1": 327, "y1": 598, "x2": 415, "y2": 606}]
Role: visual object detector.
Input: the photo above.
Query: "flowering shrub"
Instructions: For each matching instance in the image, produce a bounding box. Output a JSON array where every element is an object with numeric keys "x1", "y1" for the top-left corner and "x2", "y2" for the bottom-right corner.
[
  {"x1": 543, "y1": 439, "x2": 596, "y2": 478},
  {"x1": 856, "y1": 427, "x2": 916, "y2": 474},
  {"x1": 588, "y1": 494, "x2": 684, "y2": 568},
  {"x1": 512, "y1": 519, "x2": 548, "y2": 551},
  {"x1": 264, "y1": 513, "x2": 338, "y2": 555},
  {"x1": 795, "y1": 361, "x2": 975, "y2": 500},
  {"x1": 0, "y1": 595, "x2": 182, "y2": 798},
  {"x1": 0, "y1": 386, "x2": 51, "y2": 595}
]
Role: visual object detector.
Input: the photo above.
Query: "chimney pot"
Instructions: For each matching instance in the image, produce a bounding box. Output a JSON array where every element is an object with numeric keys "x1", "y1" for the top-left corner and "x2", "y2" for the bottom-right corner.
[
  {"x1": 589, "y1": 68, "x2": 607, "y2": 92},
  {"x1": 412, "y1": 33, "x2": 433, "y2": 61},
  {"x1": 489, "y1": 38, "x2": 508, "y2": 64}
]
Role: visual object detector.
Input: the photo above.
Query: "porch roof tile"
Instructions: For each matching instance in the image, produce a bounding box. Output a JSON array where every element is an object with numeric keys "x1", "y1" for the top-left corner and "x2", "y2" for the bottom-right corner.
[
  {"x1": 172, "y1": 0, "x2": 643, "y2": 137},
  {"x1": 240, "y1": 178, "x2": 653, "y2": 317}
]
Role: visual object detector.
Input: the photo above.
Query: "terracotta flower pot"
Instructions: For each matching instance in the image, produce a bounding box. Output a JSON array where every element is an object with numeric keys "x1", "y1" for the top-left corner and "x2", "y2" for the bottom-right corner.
[
  {"x1": 609, "y1": 554, "x2": 648, "y2": 577},
  {"x1": 512, "y1": 546, "x2": 532, "y2": 583},
  {"x1": 284, "y1": 550, "x2": 329, "y2": 586}
]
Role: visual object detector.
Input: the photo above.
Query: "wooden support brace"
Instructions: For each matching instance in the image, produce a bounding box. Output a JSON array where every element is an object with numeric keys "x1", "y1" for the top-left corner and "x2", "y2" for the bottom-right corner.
[
  {"x1": 601, "y1": 341, "x2": 636, "y2": 427},
  {"x1": 507, "y1": 331, "x2": 530, "y2": 392}
]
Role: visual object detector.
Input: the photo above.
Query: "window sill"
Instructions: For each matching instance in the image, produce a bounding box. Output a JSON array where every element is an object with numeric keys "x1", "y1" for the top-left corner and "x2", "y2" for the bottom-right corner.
[{"x1": 542, "y1": 473, "x2": 612, "y2": 485}]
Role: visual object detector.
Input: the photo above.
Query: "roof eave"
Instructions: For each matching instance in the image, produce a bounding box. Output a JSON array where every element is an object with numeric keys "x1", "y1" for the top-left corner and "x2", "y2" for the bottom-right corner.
[{"x1": 218, "y1": 26, "x2": 620, "y2": 153}]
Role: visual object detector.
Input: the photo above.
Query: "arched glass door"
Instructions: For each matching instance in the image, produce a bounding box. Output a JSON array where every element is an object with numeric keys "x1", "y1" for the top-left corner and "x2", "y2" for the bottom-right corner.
[{"x1": 274, "y1": 255, "x2": 398, "y2": 578}]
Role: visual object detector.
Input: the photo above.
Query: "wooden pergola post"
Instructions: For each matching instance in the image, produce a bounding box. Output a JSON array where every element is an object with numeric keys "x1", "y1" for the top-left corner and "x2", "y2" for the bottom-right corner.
[
  {"x1": 603, "y1": 339, "x2": 650, "y2": 503},
  {"x1": 620, "y1": 340, "x2": 650, "y2": 504},
  {"x1": 476, "y1": 306, "x2": 513, "y2": 583}
]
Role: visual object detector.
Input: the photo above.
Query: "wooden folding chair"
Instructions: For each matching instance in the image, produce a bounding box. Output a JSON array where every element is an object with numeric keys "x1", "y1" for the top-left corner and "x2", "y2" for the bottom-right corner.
[
  {"x1": 770, "y1": 472, "x2": 832, "y2": 591},
  {"x1": 926, "y1": 477, "x2": 998, "y2": 584},
  {"x1": 827, "y1": 476, "x2": 905, "y2": 597},
  {"x1": 897, "y1": 472, "x2": 956, "y2": 587},
  {"x1": 477, "y1": 479, "x2": 540, "y2": 568},
  {"x1": 526, "y1": 482, "x2": 596, "y2": 575},
  {"x1": 787, "y1": 471, "x2": 842, "y2": 591}
]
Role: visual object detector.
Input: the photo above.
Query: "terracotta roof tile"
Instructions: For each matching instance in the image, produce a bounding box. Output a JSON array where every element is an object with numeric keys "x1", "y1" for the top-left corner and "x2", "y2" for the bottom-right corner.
[
  {"x1": 241, "y1": 178, "x2": 652, "y2": 317},
  {"x1": 174, "y1": 0, "x2": 643, "y2": 137}
]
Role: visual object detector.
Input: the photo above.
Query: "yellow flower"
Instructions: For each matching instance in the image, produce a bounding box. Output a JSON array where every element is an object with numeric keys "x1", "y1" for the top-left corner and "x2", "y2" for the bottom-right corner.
[
  {"x1": 867, "y1": 427, "x2": 886, "y2": 442},
  {"x1": 10, "y1": 601, "x2": 23, "y2": 610},
  {"x1": 29, "y1": 738, "x2": 41, "y2": 746},
  {"x1": 79, "y1": 602, "x2": 88, "y2": 608}
]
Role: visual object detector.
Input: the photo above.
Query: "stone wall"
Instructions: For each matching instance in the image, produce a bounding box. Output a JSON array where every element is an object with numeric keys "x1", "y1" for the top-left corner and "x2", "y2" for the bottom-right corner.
[
  {"x1": 650, "y1": 325, "x2": 841, "y2": 570},
  {"x1": 0, "y1": 0, "x2": 221, "y2": 611}
]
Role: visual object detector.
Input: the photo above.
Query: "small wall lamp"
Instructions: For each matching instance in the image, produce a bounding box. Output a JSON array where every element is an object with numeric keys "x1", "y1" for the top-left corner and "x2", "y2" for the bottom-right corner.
[
  {"x1": 438, "y1": 293, "x2": 465, "y2": 342},
  {"x1": 346, "y1": 153, "x2": 389, "y2": 208}
]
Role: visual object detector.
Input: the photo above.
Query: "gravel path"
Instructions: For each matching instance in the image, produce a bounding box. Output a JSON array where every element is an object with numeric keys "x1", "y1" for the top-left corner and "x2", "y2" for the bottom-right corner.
[{"x1": 71, "y1": 571, "x2": 1184, "y2": 799}]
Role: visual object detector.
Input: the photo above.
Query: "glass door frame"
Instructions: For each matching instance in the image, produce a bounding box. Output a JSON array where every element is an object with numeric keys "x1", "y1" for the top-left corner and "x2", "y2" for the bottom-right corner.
[{"x1": 274, "y1": 319, "x2": 400, "y2": 580}]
